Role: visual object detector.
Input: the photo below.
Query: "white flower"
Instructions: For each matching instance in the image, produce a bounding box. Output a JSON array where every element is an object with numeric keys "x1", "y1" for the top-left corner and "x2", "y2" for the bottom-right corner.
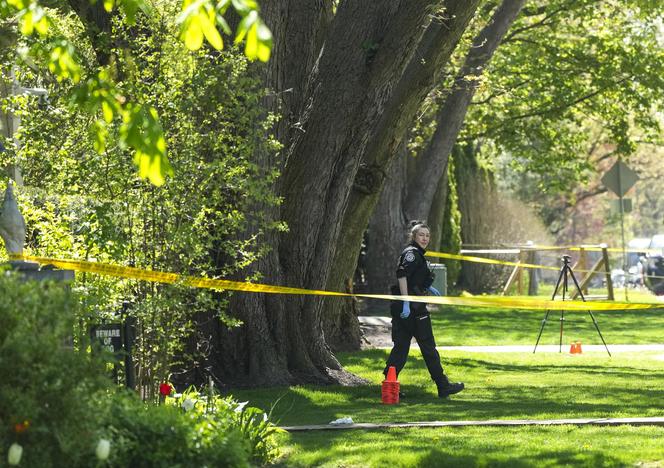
[
  {"x1": 8, "y1": 443, "x2": 23, "y2": 466},
  {"x1": 234, "y1": 401, "x2": 249, "y2": 413},
  {"x1": 96, "y1": 438, "x2": 111, "y2": 460},
  {"x1": 181, "y1": 398, "x2": 195, "y2": 411},
  {"x1": 263, "y1": 412, "x2": 268, "y2": 422}
]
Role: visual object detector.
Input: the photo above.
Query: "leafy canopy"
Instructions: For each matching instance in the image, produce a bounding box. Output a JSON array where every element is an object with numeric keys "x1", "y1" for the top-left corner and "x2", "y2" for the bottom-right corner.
[{"x1": 1, "y1": 0, "x2": 273, "y2": 185}]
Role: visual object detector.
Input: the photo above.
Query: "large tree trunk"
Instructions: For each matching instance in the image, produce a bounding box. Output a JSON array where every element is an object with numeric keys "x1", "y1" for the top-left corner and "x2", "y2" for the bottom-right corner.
[
  {"x1": 364, "y1": 144, "x2": 409, "y2": 306},
  {"x1": 427, "y1": 167, "x2": 450, "y2": 251},
  {"x1": 210, "y1": 0, "x2": 338, "y2": 386},
  {"x1": 212, "y1": 1, "x2": 467, "y2": 386},
  {"x1": 320, "y1": 0, "x2": 481, "y2": 352},
  {"x1": 335, "y1": 0, "x2": 522, "y2": 311},
  {"x1": 404, "y1": 0, "x2": 527, "y2": 220}
]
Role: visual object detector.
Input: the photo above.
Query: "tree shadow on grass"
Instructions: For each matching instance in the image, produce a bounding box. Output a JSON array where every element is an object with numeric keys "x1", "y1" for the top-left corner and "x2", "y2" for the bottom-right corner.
[
  {"x1": 419, "y1": 447, "x2": 624, "y2": 468},
  {"x1": 228, "y1": 350, "x2": 664, "y2": 426},
  {"x1": 277, "y1": 429, "x2": 630, "y2": 467}
]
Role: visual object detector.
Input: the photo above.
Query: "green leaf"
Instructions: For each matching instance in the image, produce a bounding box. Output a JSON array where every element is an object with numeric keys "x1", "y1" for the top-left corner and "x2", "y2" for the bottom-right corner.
[
  {"x1": 7, "y1": 0, "x2": 29, "y2": 8},
  {"x1": 118, "y1": 0, "x2": 151, "y2": 23},
  {"x1": 101, "y1": 100, "x2": 115, "y2": 123},
  {"x1": 133, "y1": 149, "x2": 172, "y2": 186},
  {"x1": 103, "y1": 0, "x2": 114, "y2": 13},
  {"x1": 183, "y1": 15, "x2": 204, "y2": 50},
  {"x1": 234, "y1": 9, "x2": 257, "y2": 44},
  {"x1": 256, "y1": 21, "x2": 272, "y2": 62},
  {"x1": 20, "y1": 10, "x2": 34, "y2": 35},
  {"x1": 198, "y1": 9, "x2": 223, "y2": 50},
  {"x1": 231, "y1": 0, "x2": 256, "y2": 15},
  {"x1": 48, "y1": 43, "x2": 82, "y2": 83},
  {"x1": 244, "y1": 21, "x2": 258, "y2": 60},
  {"x1": 216, "y1": 14, "x2": 231, "y2": 35},
  {"x1": 34, "y1": 15, "x2": 49, "y2": 35},
  {"x1": 121, "y1": 105, "x2": 172, "y2": 186},
  {"x1": 216, "y1": 0, "x2": 231, "y2": 14},
  {"x1": 176, "y1": 0, "x2": 206, "y2": 25}
]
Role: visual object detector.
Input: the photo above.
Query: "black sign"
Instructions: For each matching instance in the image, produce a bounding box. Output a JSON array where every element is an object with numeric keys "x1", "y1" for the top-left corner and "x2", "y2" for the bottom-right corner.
[{"x1": 90, "y1": 323, "x2": 124, "y2": 359}]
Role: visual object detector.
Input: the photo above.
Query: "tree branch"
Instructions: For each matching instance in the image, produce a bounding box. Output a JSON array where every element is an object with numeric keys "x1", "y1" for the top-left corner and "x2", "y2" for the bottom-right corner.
[{"x1": 464, "y1": 76, "x2": 632, "y2": 140}]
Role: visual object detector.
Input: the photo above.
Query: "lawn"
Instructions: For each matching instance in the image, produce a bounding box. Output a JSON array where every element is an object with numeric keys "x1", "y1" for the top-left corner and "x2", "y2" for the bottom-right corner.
[
  {"x1": 227, "y1": 294, "x2": 664, "y2": 467},
  {"x1": 365, "y1": 287, "x2": 664, "y2": 346},
  {"x1": 430, "y1": 304, "x2": 664, "y2": 346},
  {"x1": 229, "y1": 350, "x2": 664, "y2": 467}
]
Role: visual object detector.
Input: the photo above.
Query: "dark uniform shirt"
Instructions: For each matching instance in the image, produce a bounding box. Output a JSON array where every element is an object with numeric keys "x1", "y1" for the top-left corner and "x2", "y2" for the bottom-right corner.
[
  {"x1": 392, "y1": 241, "x2": 434, "y2": 317},
  {"x1": 397, "y1": 242, "x2": 434, "y2": 293}
]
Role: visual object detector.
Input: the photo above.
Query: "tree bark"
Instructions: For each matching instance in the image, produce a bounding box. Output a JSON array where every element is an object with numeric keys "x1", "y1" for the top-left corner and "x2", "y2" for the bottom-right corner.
[
  {"x1": 454, "y1": 144, "x2": 507, "y2": 293},
  {"x1": 67, "y1": 0, "x2": 113, "y2": 66},
  {"x1": 427, "y1": 166, "x2": 450, "y2": 251},
  {"x1": 320, "y1": 0, "x2": 481, "y2": 353},
  {"x1": 404, "y1": 0, "x2": 527, "y2": 220},
  {"x1": 364, "y1": 144, "x2": 409, "y2": 305},
  {"x1": 213, "y1": 1, "x2": 471, "y2": 385}
]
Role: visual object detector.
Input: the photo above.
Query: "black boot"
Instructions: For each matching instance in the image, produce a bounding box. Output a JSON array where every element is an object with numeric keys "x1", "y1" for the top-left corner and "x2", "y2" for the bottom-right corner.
[{"x1": 436, "y1": 376, "x2": 464, "y2": 398}]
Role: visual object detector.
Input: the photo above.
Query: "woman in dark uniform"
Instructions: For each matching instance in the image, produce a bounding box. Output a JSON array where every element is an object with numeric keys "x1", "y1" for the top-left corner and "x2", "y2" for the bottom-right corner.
[{"x1": 384, "y1": 221, "x2": 464, "y2": 398}]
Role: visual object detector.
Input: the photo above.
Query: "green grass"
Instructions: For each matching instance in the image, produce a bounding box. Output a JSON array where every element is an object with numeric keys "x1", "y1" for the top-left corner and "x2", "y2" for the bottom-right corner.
[
  {"x1": 430, "y1": 305, "x2": 664, "y2": 346},
  {"x1": 228, "y1": 350, "x2": 664, "y2": 467},
  {"x1": 233, "y1": 351, "x2": 664, "y2": 426},
  {"x1": 364, "y1": 287, "x2": 664, "y2": 346},
  {"x1": 228, "y1": 291, "x2": 664, "y2": 467},
  {"x1": 278, "y1": 425, "x2": 664, "y2": 467}
]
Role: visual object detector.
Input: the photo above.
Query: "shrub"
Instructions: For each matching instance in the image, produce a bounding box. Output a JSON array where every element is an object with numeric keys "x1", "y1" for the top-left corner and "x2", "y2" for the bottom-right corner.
[
  {"x1": 102, "y1": 390, "x2": 282, "y2": 467},
  {"x1": 102, "y1": 391, "x2": 249, "y2": 467},
  {"x1": 0, "y1": 272, "x2": 282, "y2": 467},
  {"x1": 0, "y1": 271, "x2": 110, "y2": 467}
]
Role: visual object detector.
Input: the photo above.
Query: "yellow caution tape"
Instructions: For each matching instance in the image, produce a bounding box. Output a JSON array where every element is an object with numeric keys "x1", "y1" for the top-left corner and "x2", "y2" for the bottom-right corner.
[
  {"x1": 428, "y1": 250, "x2": 664, "y2": 280},
  {"x1": 9, "y1": 254, "x2": 663, "y2": 311},
  {"x1": 461, "y1": 244, "x2": 661, "y2": 254},
  {"x1": 427, "y1": 251, "x2": 561, "y2": 271},
  {"x1": 460, "y1": 249, "x2": 522, "y2": 254}
]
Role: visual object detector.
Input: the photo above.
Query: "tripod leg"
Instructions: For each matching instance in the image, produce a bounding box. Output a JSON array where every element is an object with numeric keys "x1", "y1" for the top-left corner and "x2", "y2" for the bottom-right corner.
[
  {"x1": 533, "y1": 310, "x2": 551, "y2": 353},
  {"x1": 588, "y1": 311, "x2": 612, "y2": 357},
  {"x1": 558, "y1": 268, "x2": 568, "y2": 353},
  {"x1": 559, "y1": 310, "x2": 565, "y2": 353},
  {"x1": 534, "y1": 262, "x2": 568, "y2": 353}
]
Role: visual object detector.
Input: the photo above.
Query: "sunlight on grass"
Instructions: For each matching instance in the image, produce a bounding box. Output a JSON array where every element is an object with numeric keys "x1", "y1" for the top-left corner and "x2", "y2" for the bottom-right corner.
[
  {"x1": 230, "y1": 350, "x2": 664, "y2": 427},
  {"x1": 430, "y1": 303, "x2": 664, "y2": 346},
  {"x1": 279, "y1": 425, "x2": 664, "y2": 467},
  {"x1": 228, "y1": 301, "x2": 664, "y2": 467}
]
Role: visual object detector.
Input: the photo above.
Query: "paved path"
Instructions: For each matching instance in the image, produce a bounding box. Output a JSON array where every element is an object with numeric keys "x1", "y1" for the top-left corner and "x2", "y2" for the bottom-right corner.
[
  {"x1": 282, "y1": 416, "x2": 664, "y2": 432},
  {"x1": 358, "y1": 316, "x2": 664, "y2": 353}
]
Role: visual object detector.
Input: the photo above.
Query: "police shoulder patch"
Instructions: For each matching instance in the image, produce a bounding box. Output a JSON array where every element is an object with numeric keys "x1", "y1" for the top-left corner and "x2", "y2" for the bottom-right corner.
[{"x1": 404, "y1": 251, "x2": 415, "y2": 263}]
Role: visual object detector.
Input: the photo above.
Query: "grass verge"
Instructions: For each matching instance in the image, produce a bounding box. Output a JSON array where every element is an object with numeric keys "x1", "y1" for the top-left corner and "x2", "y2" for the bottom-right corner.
[{"x1": 229, "y1": 350, "x2": 664, "y2": 467}]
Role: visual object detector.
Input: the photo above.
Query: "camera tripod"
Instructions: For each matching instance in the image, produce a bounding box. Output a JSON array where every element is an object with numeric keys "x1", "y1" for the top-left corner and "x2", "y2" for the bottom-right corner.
[{"x1": 533, "y1": 255, "x2": 611, "y2": 356}]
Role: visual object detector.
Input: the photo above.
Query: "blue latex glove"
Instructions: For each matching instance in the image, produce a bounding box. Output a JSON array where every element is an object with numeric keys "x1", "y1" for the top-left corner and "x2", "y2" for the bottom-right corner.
[
  {"x1": 400, "y1": 301, "x2": 411, "y2": 319},
  {"x1": 428, "y1": 286, "x2": 441, "y2": 296}
]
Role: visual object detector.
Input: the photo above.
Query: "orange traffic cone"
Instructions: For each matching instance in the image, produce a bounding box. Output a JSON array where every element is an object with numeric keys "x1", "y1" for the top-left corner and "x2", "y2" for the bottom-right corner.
[
  {"x1": 570, "y1": 341, "x2": 583, "y2": 354},
  {"x1": 382, "y1": 366, "x2": 399, "y2": 404}
]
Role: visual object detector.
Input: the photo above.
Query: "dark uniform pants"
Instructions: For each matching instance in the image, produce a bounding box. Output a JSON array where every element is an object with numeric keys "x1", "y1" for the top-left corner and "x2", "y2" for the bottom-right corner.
[{"x1": 383, "y1": 313, "x2": 445, "y2": 383}]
